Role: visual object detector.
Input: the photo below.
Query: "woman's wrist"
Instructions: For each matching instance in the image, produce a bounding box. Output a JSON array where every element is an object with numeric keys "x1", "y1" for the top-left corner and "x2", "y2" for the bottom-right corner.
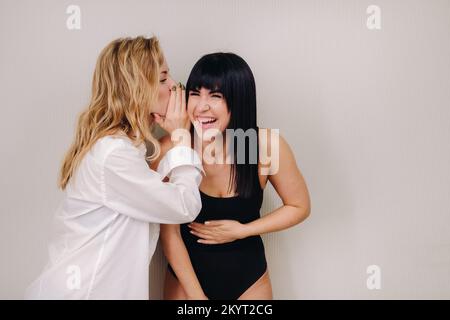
[{"x1": 241, "y1": 222, "x2": 255, "y2": 238}]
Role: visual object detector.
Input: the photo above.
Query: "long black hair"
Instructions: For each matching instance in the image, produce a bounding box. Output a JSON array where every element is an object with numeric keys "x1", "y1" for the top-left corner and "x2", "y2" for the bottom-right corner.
[{"x1": 186, "y1": 52, "x2": 260, "y2": 198}]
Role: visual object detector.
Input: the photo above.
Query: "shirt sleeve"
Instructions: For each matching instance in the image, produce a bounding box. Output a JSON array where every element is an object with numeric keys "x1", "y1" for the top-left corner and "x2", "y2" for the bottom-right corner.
[
  {"x1": 102, "y1": 142, "x2": 204, "y2": 224},
  {"x1": 157, "y1": 145, "x2": 205, "y2": 179}
]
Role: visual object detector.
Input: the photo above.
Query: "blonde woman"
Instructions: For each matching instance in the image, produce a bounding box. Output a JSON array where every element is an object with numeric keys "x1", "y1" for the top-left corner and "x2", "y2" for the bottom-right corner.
[{"x1": 25, "y1": 36, "x2": 204, "y2": 300}]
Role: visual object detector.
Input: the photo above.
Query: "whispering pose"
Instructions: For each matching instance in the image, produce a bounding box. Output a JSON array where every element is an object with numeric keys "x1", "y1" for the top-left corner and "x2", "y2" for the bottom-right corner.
[
  {"x1": 153, "y1": 53, "x2": 311, "y2": 300},
  {"x1": 25, "y1": 36, "x2": 204, "y2": 299}
]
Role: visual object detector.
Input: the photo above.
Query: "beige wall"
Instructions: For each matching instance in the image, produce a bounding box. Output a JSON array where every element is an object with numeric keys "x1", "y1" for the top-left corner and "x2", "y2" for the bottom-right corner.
[{"x1": 1, "y1": 0, "x2": 449, "y2": 299}]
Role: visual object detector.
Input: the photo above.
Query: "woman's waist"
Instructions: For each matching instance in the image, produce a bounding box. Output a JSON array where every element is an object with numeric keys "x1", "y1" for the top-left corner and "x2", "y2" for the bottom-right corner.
[
  {"x1": 180, "y1": 229, "x2": 265, "y2": 252},
  {"x1": 192, "y1": 210, "x2": 261, "y2": 225}
]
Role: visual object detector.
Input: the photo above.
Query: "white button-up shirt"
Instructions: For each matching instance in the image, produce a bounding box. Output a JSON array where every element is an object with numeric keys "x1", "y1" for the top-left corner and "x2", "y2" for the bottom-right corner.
[{"x1": 25, "y1": 134, "x2": 203, "y2": 300}]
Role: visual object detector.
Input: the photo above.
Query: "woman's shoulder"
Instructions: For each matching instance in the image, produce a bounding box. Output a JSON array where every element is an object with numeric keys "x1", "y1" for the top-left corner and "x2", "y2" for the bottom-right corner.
[
  {"x1": 257, "y1": 127, "x2": 291, "y2": 177},
  {"x1": 92, "y1": 133, "x2": 146, "y2": 161},
  {"x1": 258, "y1": 127, "x2": 286, "y2": 150}
]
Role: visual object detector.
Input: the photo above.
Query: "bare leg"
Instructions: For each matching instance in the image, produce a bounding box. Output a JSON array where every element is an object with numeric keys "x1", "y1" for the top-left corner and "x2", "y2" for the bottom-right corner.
[
  {"x1": 238, "y1": 270, "x2": 273, "y2": 300},
  {"x1": 164, "y1": 268, "x2": 273, "y2": 300},
  {"x1": 163, "y1": 269, "x2": 188, "y2": 300}
]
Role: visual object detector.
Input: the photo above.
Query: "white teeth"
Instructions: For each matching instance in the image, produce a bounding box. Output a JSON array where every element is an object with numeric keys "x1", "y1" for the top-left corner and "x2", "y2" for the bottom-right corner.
[{"x1": 197, "y1": 117, "x2": 216, "y2": 124}]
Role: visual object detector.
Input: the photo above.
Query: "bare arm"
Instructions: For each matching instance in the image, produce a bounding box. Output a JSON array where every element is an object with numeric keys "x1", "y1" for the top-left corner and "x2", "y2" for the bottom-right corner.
[
  {"x1": 244, "y1": 133, "x2": 311, "y2": 236},
  {"x1": 154, "y1": 135, "x2": 207, "y2": 299},
  {"x1": 160, "y1": 224, "x2": 207, "y2": 299},
  {"x1": 189, "y1": 131, "x2": 311, "y2": 244}
]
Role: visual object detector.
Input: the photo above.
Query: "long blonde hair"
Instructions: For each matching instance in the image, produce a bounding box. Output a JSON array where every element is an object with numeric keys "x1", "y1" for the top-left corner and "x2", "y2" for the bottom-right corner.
[{"x1": 59, "y1": 36, "x2": 163, "y2": 190}]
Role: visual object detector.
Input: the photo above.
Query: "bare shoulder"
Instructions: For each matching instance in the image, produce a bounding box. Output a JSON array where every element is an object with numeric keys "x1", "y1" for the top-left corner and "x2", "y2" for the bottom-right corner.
[
  {"x1": 258, "y1": 127, "x2": 296, "y2": 177},
  {"x1": 258, "y1": 127, "x2": 269, "y2": 152},
  {"x1": 259, "y1": 128, "x2": 310, "y2": 213},
  {"x1": 258, "y1": 128, "x2": 291, "y2": 158},
  {"x1": 257, "y1": 128, "x2": 289, "y2": 187}
]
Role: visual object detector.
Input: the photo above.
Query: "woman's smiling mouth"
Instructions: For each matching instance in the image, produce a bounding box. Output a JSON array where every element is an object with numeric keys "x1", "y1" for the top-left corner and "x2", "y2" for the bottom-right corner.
[{"x1": 196, "y1": 116, "x2": 218, "y2": 129}]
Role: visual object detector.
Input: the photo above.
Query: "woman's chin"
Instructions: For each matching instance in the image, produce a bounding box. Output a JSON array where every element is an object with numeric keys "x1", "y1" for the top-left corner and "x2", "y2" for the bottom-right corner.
[{"x1": 193, "y1": 127, "x2": 223, "y2": 142}]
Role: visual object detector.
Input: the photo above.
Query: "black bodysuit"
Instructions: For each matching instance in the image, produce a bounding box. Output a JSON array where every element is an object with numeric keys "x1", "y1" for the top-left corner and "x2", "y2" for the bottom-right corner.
[{"x1": 168, "y1": 187, "x2": 267, "y2": 300}]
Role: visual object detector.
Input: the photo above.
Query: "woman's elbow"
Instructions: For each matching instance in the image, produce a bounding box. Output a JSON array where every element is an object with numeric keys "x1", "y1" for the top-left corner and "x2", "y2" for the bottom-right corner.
[
  {"x1": 294, "y1": 205, "x2": 311, "y2": 225},
  {"x1": 303, "y1": 206, "x2": 311, "y2": 220},
  {"x1": 183, "y1": 193, "x2": 202, "y2": 222},
  {"x1": 191, "y1": 198, "x2": 202, "y2": 220},
  {"x1": 167, "y1": 193, "x2": 202, "y2": 224}
]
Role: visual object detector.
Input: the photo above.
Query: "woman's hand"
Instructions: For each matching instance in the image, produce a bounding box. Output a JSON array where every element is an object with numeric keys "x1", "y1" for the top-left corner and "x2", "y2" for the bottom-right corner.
[
  {"x1": 152, "y1": 83, "x2": 191, "y2": 133},
  {"x1": 188, "y1": 220, "x2": 250, "y2": 245}
]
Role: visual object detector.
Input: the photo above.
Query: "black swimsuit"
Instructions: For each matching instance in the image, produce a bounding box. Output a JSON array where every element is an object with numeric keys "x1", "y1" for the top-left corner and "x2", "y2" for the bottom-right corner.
[{"x1": 168, "y1": 187, "x2": 267, "y2": 300}]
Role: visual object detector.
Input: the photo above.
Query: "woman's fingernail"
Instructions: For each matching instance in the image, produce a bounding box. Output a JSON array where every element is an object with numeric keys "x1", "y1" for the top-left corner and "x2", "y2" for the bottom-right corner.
[{"x1": 171, "y1": 85, "x2": 177, "y2": 91}]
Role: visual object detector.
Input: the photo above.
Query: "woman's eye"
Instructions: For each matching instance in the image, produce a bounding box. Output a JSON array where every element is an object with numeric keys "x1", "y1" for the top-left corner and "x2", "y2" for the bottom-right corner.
[
  {"x1": 160, "y1": 78, "x2": 167, "y2": 83},
  {"x1": 212, "y1": 94, "x2": 223, "y2": 98},
  {"x1": 189, "y1": 91, "x2": 199, "y2": 96}
]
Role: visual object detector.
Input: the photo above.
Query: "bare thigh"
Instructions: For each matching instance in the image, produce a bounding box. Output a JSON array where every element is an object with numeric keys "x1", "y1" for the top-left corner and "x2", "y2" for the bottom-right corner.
[
  {"x1": 164, "y1": 268, "x2": 273, "y2": 300},
  {"x1": 163, "y1": 269, "x2": 188, "y2": 300},
  {"x1": 238, "y1": 270, "x2": 273, "y2": 300}
]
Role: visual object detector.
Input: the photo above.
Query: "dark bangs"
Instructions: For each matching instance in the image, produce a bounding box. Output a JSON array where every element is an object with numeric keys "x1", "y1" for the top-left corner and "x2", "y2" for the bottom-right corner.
[{"x1": 186, "y1": 55, "x2": 227, "y2": 98}]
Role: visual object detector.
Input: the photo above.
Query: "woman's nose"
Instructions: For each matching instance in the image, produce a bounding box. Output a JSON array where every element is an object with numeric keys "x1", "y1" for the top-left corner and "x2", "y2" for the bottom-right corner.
[
  {"x1": 197, "y1": 97, "x2": 211, "y2": 112},
  {"x1": 167, "y1": 76, "x2": 176, "y2": 88}
]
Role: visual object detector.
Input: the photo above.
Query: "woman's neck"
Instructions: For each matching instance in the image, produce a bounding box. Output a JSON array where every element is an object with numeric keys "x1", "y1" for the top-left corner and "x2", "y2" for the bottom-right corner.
[{"x1": 193, "y1": 135, "x2": 232, "y2": 166}]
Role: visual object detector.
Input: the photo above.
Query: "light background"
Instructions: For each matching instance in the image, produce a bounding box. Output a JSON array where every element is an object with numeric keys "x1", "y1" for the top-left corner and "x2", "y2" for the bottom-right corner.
[{"x1": 1, "y1": 0, "x2": 449, "y2": 299}]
